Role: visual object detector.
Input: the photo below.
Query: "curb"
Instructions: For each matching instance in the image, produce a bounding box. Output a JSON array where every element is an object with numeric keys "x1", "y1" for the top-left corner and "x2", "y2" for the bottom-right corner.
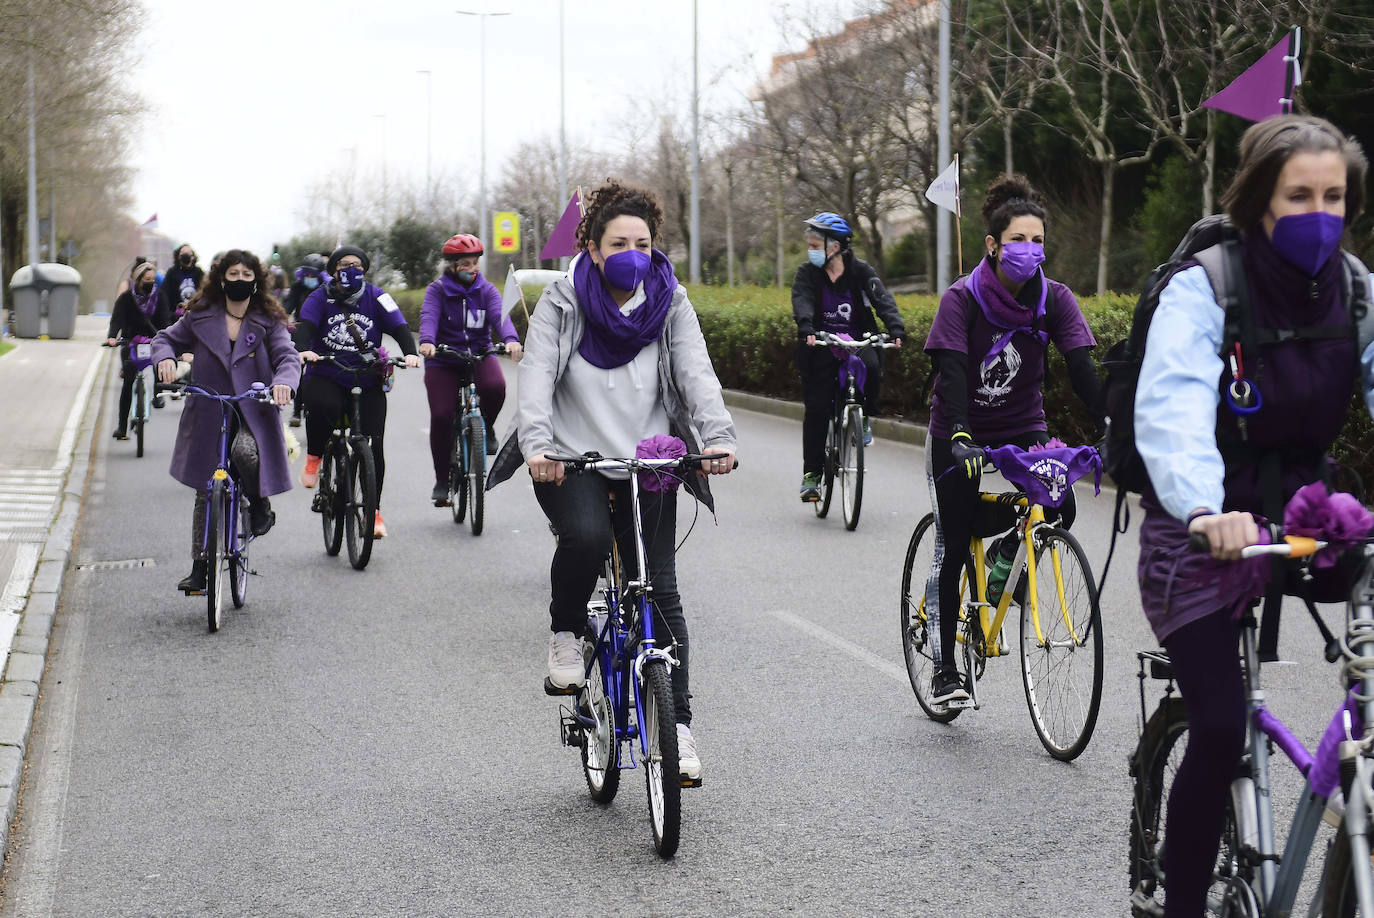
[
  {"x1": 0, "y1": 348, "x2": 107, "y2": 842},
  {"x1": 722, "y1": 389, "x2": 929, "y2": 447}
]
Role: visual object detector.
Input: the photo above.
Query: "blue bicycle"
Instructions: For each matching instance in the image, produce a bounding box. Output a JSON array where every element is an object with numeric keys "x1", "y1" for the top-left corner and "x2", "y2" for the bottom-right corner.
[
  {"x1": 548, "y1": 452, "x2": 725, "y2": 858},
  {"x1": 174, "y1": 382, "x2": 274, "y2": 632},
  {"x1": 432, "y1": 342, "x2": 506, "y2": 535}
]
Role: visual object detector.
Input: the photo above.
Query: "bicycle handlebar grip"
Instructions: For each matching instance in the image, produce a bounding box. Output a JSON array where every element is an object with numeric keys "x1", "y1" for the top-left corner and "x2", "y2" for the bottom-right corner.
[{"x1": 1187, "y1": 532, "x2": 1210, "y2": 553}]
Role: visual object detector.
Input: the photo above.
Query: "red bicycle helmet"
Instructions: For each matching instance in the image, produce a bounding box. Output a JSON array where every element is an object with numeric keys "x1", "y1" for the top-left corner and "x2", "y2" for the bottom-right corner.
[{"x1": 442, "y1": 234, "x2": 483, "y2": 257}]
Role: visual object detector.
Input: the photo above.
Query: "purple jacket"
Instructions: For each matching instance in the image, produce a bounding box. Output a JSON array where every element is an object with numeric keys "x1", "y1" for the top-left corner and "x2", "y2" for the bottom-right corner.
[
  {"x1": 151, "y1": 305, "x2": 302, "y2": 497},
  {"x1": 419, "y1": 274, "x2": 515, "y2": 365}
]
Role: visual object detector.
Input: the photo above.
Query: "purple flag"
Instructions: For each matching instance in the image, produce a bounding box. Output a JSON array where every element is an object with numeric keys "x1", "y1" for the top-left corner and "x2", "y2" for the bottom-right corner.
[
  {"x1": 1202, "y1": 33, "x2": 1297, "y2": 122},
  {"x1": 539, "y1": 190, "x2": 582, "y2": 260}
]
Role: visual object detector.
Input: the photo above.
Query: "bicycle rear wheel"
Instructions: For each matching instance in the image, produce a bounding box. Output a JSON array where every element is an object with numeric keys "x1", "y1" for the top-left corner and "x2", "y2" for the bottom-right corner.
[
  {"x1": 466, "y1": 416, "x2": 485, "y2": 536},
  {"x1": 640, "y1": 659, "x2": 681, "y2": 858},
  {"x1": 840, "y1": 404, "x2": 864, "y2": 530},
  {"x1": 815, "y1": 419, "x2": 837, "y2": 519},
  {"x1": 345, "y1": 441, "x2": 378, "y2": 571},
  {"x1": 449, "y1": 415, "x2": 467, "y2": 524},
  {"x1": 205, "y1": 481, "x2": 226, "y2": 633},
  {"x1": 320, "y1": 444, "x2": 345, "y2": 556},
  {"x1": 900, "y1": 514, "x2": 970, "y2": 723},
  {"x1": 1019, "y1": 528, "x2": 1104, "y2": 761},
  {"x1": 580, "y1": 633, "x2": 621, "y2": 804},
  {"x1": 133, "y1": 375, "x2": 147, "y2": 458},
  {"x1": 230, "y1": 492, "x2": 248, "y2": 609}
]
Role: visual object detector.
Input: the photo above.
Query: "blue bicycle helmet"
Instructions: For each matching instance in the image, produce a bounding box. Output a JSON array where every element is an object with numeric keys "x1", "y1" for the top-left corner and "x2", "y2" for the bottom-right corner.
[{"x1": 803, "y1": 212, "x2": 853, "y2": 243}]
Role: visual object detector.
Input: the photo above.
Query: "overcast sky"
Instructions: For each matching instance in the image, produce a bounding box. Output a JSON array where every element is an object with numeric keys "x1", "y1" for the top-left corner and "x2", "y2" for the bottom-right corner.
[{"x1": 127, "y1": 0, "x2": 863, "y2": 261}]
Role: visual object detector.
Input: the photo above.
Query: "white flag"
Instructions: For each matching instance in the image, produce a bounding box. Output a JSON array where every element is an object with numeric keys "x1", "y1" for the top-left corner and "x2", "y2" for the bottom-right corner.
[{"x1": 924, "y1": 155, "x2": 960, "y2": 217}]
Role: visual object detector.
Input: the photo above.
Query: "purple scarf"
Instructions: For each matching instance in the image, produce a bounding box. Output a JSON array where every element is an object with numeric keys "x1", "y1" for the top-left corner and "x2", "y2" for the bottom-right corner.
[
  {"x1": 636, "y1": 434, "x2": 688, "y2": 493},
  {"x1": 133, "y1": 280, "x2": 160, "y2": 318},
  {"x1": 966, "y1": 257, "x2": 1048, "y2": 364},
  {"x1": 574, "y1": 249, "x2": 676, "y2": 369},
  {"x1": 985, "y1": 442, "x2": 1102, "y2": 508}
]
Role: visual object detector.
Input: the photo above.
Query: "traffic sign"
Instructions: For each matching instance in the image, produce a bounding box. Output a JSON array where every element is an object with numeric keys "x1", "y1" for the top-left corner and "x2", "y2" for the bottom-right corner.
[{"x1": 493, "y1": 212, "x2": 520, "y2": 253}]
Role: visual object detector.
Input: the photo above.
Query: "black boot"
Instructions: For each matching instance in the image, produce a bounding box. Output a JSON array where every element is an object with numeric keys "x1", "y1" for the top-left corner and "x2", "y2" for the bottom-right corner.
[
  {"x1": 112, "y1": 428, "x2": 128, "y2": 440},
  {"x1": 248, "y1": 497, "x2": 275, "y2": 536},
  {"x1": 178, "y1": 559, "x2": 207, "y2": 594},
  {"x1": 431, "y1": 482, "x2": 450, "y2": 506}
]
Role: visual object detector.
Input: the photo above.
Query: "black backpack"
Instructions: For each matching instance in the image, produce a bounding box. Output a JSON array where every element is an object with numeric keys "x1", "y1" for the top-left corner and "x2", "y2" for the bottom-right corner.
[{"x1": 1100, "y1": 213, "x2": 1373, "y2": 494}]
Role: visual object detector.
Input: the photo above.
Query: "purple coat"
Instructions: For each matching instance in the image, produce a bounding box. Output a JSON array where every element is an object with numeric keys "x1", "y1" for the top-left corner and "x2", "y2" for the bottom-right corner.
[{"x1": 150, "y1": 305, "x2": 302, "y2": 497}]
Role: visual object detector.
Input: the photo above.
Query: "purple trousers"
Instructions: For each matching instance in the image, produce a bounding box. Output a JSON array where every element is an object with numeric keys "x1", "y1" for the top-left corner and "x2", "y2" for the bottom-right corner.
[{"x1": 423, "y1": 359, "x2": 506, "y2": 484}]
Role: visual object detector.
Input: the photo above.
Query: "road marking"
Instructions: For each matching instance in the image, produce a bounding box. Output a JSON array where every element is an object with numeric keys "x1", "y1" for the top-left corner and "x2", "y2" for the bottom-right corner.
[
  {"x1": 0, "y1": 470, "x2": 61, "y2": 540},
  {"x1": 762, "y1": 607, "x2": 908, "y2": 686},
  {"x1": 0, "y1": 543, "x2": 38, "y2": 619},
  {"x1": 54, "y1": 346, "x2": 104, "y2": 471}
]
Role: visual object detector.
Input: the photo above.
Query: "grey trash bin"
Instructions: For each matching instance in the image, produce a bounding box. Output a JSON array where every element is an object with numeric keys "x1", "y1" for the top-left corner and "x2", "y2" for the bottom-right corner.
[{"x1": 9, "y1": 263, "x2": 83, "y2": 339}]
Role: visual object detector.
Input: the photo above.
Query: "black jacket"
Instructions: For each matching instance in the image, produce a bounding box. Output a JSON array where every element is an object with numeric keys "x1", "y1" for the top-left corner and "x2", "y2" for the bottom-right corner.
[
  {"x1": 107, "y1": 290, "x2": 168, "y2": 343},
  {"x1": 791, "y1": 250, "x2": 905, "y2": 341}
]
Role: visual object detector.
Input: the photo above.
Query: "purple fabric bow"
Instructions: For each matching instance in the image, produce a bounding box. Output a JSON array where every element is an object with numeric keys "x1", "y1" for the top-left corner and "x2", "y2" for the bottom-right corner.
[
  {"x1": 128, "y1": 335, "x2": 154, "y2": 371},
  {"x1": 1284, "y1": 482, "x2": 1374, "y2": 568},
  {"x1": 967, "y1": 257, "x2": 1048, "y2": 365},
  {"x1": 985, "y1": 443, "x2": 1102, "y2": 508},
  {"x1": 635, "y1": 434, "x2": 688, "y2": 493},
  {"x1": 827, "y1": 333, "x2": 868, "y2": 390},
  {"x1": 573, "y1": 250, "x2": 677, "y2": 369}
]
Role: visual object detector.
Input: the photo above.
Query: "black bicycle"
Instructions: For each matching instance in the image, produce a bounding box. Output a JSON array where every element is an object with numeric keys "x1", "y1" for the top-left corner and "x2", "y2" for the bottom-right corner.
[
  {"x1": 309, "y1": 352, "x2": 405, "y2": 570},
  {"x1": 105, "y1": 337, "x2": 155, "y2": 457},
  {"x1": 432, "y1": 342, "x2": 507, "y2": 535}
]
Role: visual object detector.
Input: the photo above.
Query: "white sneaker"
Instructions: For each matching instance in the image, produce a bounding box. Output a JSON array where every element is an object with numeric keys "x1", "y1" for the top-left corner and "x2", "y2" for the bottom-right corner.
[
  {"x1": 547, "y1": 631, "x2": 585, "y2": 689},
  {"x1": 676, "y1": 723, "x2": 702, "y2": 782}
]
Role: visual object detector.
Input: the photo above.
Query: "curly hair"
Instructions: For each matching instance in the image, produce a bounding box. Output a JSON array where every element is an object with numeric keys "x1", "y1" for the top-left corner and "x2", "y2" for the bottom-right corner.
[
  {"x1": 186, "y1": 248, "x2": 290, "y2": 323},
  {"x1": 575, "y1": 179, "x2": 665, "y2": 251},
  {"x1": 982, "y1": 173, "x2": 1047, "y2": 240},
  {"x1": 1222, "y1": 114, "x2": 1368, "y2": 231}
]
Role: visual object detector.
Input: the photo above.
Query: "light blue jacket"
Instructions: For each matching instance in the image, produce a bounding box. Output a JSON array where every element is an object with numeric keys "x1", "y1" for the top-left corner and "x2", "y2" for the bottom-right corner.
[{"x1": 1135, "y1": 265, "x2": 1374, "y2": 521}]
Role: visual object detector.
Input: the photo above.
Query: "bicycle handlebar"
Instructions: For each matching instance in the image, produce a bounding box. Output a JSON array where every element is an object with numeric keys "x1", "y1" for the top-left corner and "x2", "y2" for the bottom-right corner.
[
  {"x1": 545, "y1": 452, "x2": 739, "y2": 473},
  {"x1": 308, "y1": 353, "x2": 409, "y2": 371},
  {"x1": 1187, "y1": 532, "x2": 1328, "y2": 558},
  {"x1": 809, "y1": 332, "x2": 898, "y2": 350},
  {"x1": 167, "y1": 382, "x2": 274, "y2": 404},
  {"x1": 433, "y1": 342, "x2": 508, "y2": 360}
]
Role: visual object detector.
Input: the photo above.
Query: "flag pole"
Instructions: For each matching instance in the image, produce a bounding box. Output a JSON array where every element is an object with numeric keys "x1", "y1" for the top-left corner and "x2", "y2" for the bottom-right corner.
[
  {"x1": 953, "y1": 154, "x2": 963, "y2": 276},
  {"x1": 509, "y1": 262, "x2": 531, "y2": 325}
]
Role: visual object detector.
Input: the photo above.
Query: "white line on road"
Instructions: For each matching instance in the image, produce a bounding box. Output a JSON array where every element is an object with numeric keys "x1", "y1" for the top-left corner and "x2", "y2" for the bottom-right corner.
[
  {"x1": 0, "y1": 543, "x2": 39, "y2": 619},
  {"x1": 762, "y1": 607, "x2": 909, "y2": 686},
  {"x1": 54, "y1": 346, "x2": 104, "y2": 471}
]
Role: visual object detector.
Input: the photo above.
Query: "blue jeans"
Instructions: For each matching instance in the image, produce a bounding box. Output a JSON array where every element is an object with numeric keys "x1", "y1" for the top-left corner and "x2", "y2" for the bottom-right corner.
[{"x1": 534, "y1": 474, "x2": 691, "y2": 724}]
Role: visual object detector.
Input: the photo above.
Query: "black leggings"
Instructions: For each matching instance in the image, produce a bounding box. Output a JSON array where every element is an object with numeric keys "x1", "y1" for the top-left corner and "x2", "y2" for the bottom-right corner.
[
  {"x1": 796, "y1": 342, "x2": 882, "y2": 477},
  {"x1": 922, "y1": 430, "x2": 1077, "y2": 669},
  {"x1": 115, "y1": 356, "x2": 141, "y2": 431},
  {"x1": 1159, "y1": 611, "x2": 1246, "y2": 918},
  {"x1": 300, "y1": 375, "x2": 389, "y2": 501}
]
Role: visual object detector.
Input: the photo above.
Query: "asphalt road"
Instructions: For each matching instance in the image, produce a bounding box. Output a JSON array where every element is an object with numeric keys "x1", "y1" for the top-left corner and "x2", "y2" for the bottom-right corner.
[{"x1": 0, "y1": 357, "x2": 1350, "y2": 916}]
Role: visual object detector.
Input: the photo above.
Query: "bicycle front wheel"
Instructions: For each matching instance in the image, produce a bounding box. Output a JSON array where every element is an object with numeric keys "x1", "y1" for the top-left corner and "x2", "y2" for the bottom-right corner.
[
  {"x1": 840, "y1": 404, "x2": 864, "y2": 530},
  {"x1": 815, "y1": 419, "x2": 837, "y2": 519},
  {"x1": 230, "y1": 493, "x2": 248, "y2": 609},
  {"x1": 205, "y1": 481, "x2": 226, "y2": 632},
  {"x1": 345, "y1": 441, "x2": 378, "y2": 571},
  {"x1": 1321, "y1": 817, "x2": 1374, "y2": 916},
  {"x1": 580, "y1": 636, "x2": 621, "y2": 804},
  {"x1": 320, "y1": 445, "x2": 345, "y2": 556},
  {"x1": 466, "y1": 416, "x2": 485, "y2": 536},
  {"x1": 640, "y1": 659, "x2": 681, "y2": 858},
  {"x1": 133, "y1": 375, "x2": 147, "y2": 458},
  {"x1": 900, "y1": 513, "x2": 968, "y2": 724},
  {"x1": 1019, "y1": 527, "x2": 1104, "y2": 761},
  {"x1": 449, "y1": 415, "x2": 467, "y2": 524}
]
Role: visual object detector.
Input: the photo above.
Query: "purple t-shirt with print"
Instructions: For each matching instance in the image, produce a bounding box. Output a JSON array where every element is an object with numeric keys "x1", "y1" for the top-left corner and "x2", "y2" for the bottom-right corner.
[
  {"x1": 924, "y1": 274, "x2": 1095, "y2": 441},
  {"x1": 299, "y1": 284, "x2": 409, "y2": 389},
  {"x1": 817, "y1": 285, "x2": 858, "y2": 336}
]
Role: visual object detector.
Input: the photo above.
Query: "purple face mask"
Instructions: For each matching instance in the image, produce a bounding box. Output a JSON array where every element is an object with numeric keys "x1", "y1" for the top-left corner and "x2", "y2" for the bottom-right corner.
[
  {"x1": 997, "y1": 241, "x2": 1045, "y2": 284},
  {"x1": 601, "y1": 249, "x2": 651, "y2": 291},
  {"x1": 1269, "y1": 211, "x2": 1344, "y2": 276}
]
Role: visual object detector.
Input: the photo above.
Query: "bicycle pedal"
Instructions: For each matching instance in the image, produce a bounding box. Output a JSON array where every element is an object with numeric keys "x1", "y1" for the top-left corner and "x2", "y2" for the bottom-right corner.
[
  {"x1": 543, "y1": 677, "x2": 579, "y2": 697},
  {"x1": 558, "y1": 707, "x2": 583, "y2": 747},
  {"x1": 680, "y1": 776, "x2": 703, "y2": 789},
  {"x1": 181, "y1": 587, "x2": 205, "y2": 597},
  {"x1": 946, "y1": 697, "x2": 976, "y2": 710}
]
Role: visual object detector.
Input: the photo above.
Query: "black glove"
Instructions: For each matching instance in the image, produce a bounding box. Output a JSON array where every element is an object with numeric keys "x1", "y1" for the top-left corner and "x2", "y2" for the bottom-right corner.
[{"x1": 950, "y1": 431, "x2": 984, "y2": 479}]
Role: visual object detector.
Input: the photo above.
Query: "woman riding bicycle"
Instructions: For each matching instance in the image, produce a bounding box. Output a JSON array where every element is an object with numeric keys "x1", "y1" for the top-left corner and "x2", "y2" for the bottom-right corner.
[
  {"x1": 107, "y1": 261, "x2": 170, "y2": 439},
  {"x1": 488, "y1": 179, "x2": 737, "y2": 782},
  {"x1": 1134, "y1": 115, "x2": 1374, "y2": 918},
  {"x1": 149, "y1": 250, "x2": 300, "y2": 594},
  {"x1": 792, "y1": 211, "x2": 904, "y2": 502},
  {"x1": 922, "y1": 174, "x2": 1103, "y2": 705},
  {"x1": 295, "y1": 245, "x2": 421, "y2": 539},
  {"x1": 418, "y1": 232, "x2": 522, "y2": 506}
]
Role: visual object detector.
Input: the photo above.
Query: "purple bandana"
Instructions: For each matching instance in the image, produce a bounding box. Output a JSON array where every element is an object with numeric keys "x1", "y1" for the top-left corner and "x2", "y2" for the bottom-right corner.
[
  {"x1": 827, "y1": 333, "x2": 869, "y2": 390},
  {"x1": 133, "y1": 280, "x2": 160, "y2": 318},
  {"x1": 635, "y1": 434, "x2": 688, "y2": 493},
  {"x1": 985, "y1": 442, "x2": 1102, "y2": 508},
  {"x1": 573, "y1": 249, "x2": 676, "y2": 369},
  {"x1": 966, "y1": 257, "x2": 1047, "y2": 364}
]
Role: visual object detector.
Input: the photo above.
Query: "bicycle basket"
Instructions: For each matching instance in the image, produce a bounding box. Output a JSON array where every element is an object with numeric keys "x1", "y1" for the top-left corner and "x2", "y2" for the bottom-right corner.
[
  {"x1": 985, "y1": 443, "x2": 1102, "y2": 508},
  {"x1": 128, "y1": 335, "x2": 155, "y2": 371}
]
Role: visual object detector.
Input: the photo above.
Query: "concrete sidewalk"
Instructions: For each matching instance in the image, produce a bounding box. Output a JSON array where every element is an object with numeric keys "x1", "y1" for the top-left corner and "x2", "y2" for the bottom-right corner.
[{"x1": 0, "y1": 314, "x2": 109, "y2": 842}]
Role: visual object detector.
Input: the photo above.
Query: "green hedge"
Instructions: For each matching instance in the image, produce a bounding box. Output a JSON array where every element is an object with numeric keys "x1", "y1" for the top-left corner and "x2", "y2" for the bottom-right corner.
[{"x1": 391, "y1": 279, "x2": 1374, "y2": 486}]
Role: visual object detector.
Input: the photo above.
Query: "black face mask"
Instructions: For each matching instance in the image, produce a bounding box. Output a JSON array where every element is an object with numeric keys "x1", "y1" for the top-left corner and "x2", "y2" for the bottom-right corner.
[
  {"x1": 223, "y1": 279, "x2": 255, "y2": 302},
  {"x1": 179, "y1": 254, "x2": 193, "y2": 267},
  {"x1": 138, "y1": 282, "x2": 154, "y2": 295}
]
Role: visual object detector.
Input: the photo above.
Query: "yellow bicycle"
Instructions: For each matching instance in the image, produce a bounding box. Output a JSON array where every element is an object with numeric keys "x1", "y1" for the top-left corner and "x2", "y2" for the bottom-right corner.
[{"x1": 899, "y1": 445, "x2": 1104, "y2": 761}]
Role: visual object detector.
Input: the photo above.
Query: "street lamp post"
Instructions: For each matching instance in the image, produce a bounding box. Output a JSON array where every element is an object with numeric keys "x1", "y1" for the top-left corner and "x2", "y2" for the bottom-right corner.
[
  {"x1": 456, "y1": 8, "x2": 510, "y2": 269},
  {"x1": 416, "y1": 69, "x2": 432, "y2": 206},
  {"x1": 689, "y1": 0, "x2": 700, "y2": 284}
]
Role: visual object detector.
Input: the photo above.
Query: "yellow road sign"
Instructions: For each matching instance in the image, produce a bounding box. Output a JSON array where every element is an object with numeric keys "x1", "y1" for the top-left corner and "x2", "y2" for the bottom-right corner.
[{"x1": 493, "y1": 212, "x2": 520, "y2": 253}]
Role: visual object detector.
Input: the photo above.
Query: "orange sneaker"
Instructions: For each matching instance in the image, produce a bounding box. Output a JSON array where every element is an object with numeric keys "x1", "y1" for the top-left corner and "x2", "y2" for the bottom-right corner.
[
  {"x1": 300, "y1": 454, "x2": 322, "y2": 488},
  {"x1": 373, "y1": 510, "x2": 387, "y2": 539}
]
